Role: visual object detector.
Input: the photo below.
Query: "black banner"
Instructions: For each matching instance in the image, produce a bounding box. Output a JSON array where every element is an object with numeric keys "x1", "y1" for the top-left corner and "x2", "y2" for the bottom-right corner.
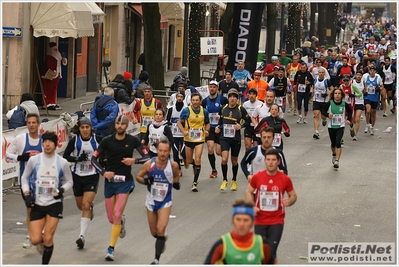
[{"x1": 226, "y1": 3, "x2": 265, "y2": 74}]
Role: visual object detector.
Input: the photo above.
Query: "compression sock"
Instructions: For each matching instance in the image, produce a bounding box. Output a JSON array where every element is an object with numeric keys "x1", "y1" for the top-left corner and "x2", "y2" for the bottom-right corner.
[
  {"x1": 221, "y1": 163, "x2": 228, "y2": 181},
  {"x1": 110, "y1": 224, "x2": 121, "y2": 247},
  {"x1": 155, "y1": 235, "x2": 166, "y2": 260},
  {"x1": 194, "y1": 165, "x2": 201, "y2": 183},
  {"x1": 42, "y1": 245, "x2": 54, "y2": 264},
  {"x1": 80, "y1": 217, "x2": 90, "y2": 237},
  {"x1": 208, "y1": 153, "x2": 216, "y2": 170},
  {"x1": 232, "y1": 164, "x2": 238, "y2": 181}
]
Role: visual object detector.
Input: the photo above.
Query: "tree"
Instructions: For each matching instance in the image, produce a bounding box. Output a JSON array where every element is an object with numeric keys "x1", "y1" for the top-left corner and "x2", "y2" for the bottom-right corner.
[
  {"x1": 142, "y1": 3, "x2": 165, "y2": 90},
  {"x1": 310, "y1": 3, "x2": 317, "y2": 38},
  {"x1": 286, "y1": 3, "x2": 300, "y2": 53},
  {"x1": 188, "y1": 2, "x2": 204, "y2": 87},
  {"x1": 266, "y1": 3, "x2": 276, "y2": 59}
]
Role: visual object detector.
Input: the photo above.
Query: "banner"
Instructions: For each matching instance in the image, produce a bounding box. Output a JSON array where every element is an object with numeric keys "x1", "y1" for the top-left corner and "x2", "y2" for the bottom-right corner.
[
  {"x1": 225, "y1": 3, "x2": 265, "y2": 73},
  {"x1": 200, "y1": 37, "x2": 224, "y2": 55}
]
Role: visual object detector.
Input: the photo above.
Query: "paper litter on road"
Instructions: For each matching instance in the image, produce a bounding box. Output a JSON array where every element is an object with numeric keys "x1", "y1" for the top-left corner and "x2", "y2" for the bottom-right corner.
[
  {"x1": 354, "y1": 225, "x2": 361, "y2": 227},
  {"x1": 306, "y1": 163, "x2": 312, "y2": 166},
  {"x1": 16, "y1": 222, "x2": 23, "y2": 225},
  {"x1": 383, "y1": 127, "x2": 392, "y2": 133},
  {"x1": 169, "y1": 215, "x2": 176, "y2": 218}
]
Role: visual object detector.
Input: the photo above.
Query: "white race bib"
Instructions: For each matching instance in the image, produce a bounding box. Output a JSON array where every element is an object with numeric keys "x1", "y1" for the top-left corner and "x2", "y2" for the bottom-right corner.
[
  {"x1": 189, "y1": 128, "x2": 203, "y2": 141},
  {"x1": 275, "y1": 97, "x2": 284, "y2": 106},
  {"x1": 223, "y1": 124, "x2": 236, "y2": 138},
  {"x1": 78, "y1": 162, "x2": 94, "y2": 175},
  {"x1": 151, "y1": 182, "x2": 168, "y2": 202},
  {"x1": 272, "y1": 133, "x2": 282, "y2": 147},
  {"x1": 298, "y1": 84, "x2": 306, "y2": 93},
  {"x1": 113, "y1": 175, "x2": 126, "y2": 182},
  {"x1": 142, "y1": 116, "x2": 153, "y2": 127},
  {"x1": 260, "y1": 191, "x2": 279, "y2": 211},
  {"x1": 332, "y1": 114, "x2": 344, "y2": 126},
  {"x1": 37, "y1": 179, "x2": 56, "y2": 198},
  {"x1": 209, "y1": 113, "x2": 220, "y2": 125},
  {"x1": 149, "y1": 133, "x2": 161, "y2": 145},
  {"x1": 172, "y1": 123, "x2": 183, "y2": 137},
  {"x1": 367, "y1": 85, "x2": 375, "y2": 94}
]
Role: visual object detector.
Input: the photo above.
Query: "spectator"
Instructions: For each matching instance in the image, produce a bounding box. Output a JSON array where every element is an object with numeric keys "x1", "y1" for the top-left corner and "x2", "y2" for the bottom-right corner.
[
  {"x1": 107, "y1": 74, "x2": 126, "y2": 102},
  {"x1": 171, "y1": 67, "x2": 189, "y2": 91},
  {"x1": 7, "y1": 93, "x2": 40, "y2": 129},
  {"x1": 138, "y1": 52, "x2": 146, "y2": 71},
  {"x1": 90, "y1": 87, "x2": 119, "y2": 138},
  {"x1": 134, "y1": 71, "x2": 150, "y2": 98}
]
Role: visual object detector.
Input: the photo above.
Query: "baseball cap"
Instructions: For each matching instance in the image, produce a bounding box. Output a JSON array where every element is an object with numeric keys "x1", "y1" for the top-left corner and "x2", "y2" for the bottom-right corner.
[
  {"x1": 391, "y1": 56, "x2": 397, "y2": 60},
  {"x1": 278, "y1": 67, "x2": 285, "y2": 71},
  {"x1": 227, "y1": 89, "x2": 239, "y2": 98},
  {"x1": 274, "y1": 65, "x2": 280, "y2": 69},
  {"x1": 342, "y1": 75, "x2": 351, "y2": 81},
  {"x1": 209, "y1": 80, "x2": 219, "y2": 86}
]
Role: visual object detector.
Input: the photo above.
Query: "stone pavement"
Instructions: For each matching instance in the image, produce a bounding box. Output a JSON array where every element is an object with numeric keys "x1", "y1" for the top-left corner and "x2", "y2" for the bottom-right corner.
[{"x1": 2, "y1": 56, "x2": 219, "y2": 130}]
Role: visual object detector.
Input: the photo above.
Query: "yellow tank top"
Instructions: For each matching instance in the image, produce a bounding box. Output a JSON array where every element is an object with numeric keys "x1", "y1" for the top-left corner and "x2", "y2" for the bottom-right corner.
[
  {"x1": 288, "y1": 64, "x2": 299, "y2": 82},
  {"x1": 140, "y1": 98, "x2": 156, "y2": 133},
  {"x1": 184, "y1": 106, "x2": 205, "y2": 143}
]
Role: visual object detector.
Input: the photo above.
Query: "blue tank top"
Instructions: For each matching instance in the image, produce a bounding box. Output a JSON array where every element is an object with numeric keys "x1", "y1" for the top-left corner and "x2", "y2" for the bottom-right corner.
[
  {"x1": 20, "y1": 134, "x2": 42, "y2": 185},
  {"x1": 72, "y1": 135, "x2": 98, "y2": 174},
  {"x1": 146, "y1": 157, "x2": 174, "y2": 205},
  {"x1": 205, "y1": 94, "x2": 222, "y2": 128},
  {"x1": 364, "y1": 74, "x2": 379, "y2": 103}
]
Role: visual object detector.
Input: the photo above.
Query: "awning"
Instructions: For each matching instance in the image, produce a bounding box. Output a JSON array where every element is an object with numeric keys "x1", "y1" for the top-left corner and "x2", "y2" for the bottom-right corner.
[
  {"x1": 130, "y1": 4, "x2": 169, "y2": 29},
  {"x1": 30, "y1": 3, "x2": 105, "y2": 38},
  {"x1": 158, "y1": 3, "x2": 185, "y2": 22}
]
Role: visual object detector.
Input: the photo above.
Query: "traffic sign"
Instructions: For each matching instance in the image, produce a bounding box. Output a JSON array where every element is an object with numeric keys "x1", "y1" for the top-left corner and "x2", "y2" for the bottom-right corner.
[{"x1": 2, "y1": 27, "x2": 22, "y2": 37}]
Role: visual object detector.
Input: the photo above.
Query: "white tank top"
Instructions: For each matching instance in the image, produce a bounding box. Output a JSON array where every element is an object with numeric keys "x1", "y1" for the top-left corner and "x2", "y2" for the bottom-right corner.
[
  {"x1": 171, "y1": 104, "x2": 186, "y2": 137},
  {"x1": 352, "y1": 80, "x2": 365, "y2": 105},
  {"x1": 148, "y1": 124, "x2": 168, "y2": 153},
  {"x1": 251, "y1": 146, "x2": 265, "y2": 175},
  {"x1": 72, "y1": 135, "x2": 99, "y2": 176}
]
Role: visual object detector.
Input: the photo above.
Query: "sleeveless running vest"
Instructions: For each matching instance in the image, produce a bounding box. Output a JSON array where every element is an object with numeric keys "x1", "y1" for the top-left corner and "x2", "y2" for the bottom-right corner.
[
  {"x1": 220, "y1": 233, "x2": 264, "y2": 264},
  {"x1": 146, "y1": 157, "x2": 173, "y2": 205},
  {"x1": 140, "y1": 98, "x2": 157, "y2": 133},
  {"x1": 20, "y1": 134, "x2": 42, "y2": 184},
  {"x1": 184, "y1": 106, "x2": 205, "y2": 143},
  {"x1": 72, "y1": 135, "x2": 99, "y2": 175}
]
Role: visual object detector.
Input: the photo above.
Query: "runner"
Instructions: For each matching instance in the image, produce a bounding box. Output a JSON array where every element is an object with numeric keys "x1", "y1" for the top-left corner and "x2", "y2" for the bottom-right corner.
[
  {"x1": 321, "y1": 88, "x2": 353, "y2": 169},
  {"x1": 245, "y1": 148, "x2": 297, "y2": 262},
  {"x1": 6, "y1": 113, "x2": 42, "y2": 249},
  {"x1": 268, "y1": 67, "x2": 292, "y2": 113},
  {"x1": 286, "y1": 55, "x2": 301, "y2": 114},
  {"x1": 294, "y1": 62, "x2": 314, "y2": 124},
  {"x1": 382, "y1": 56, "x2": 397, "y2": 116},
  {"x1": 216, "y1": 89, "x2": 249, "y2": 191},
  {"x1": 177, "y1": 93, "x2": 210, "y2": 192},
  {"x1": 349, "y1": 71, "x2": 366, "y2": 140},
  {"x1": 241, "y1": 127, "x2": 288, "y2": 181},
  {"x1": 202, "y1": 80, "x2": 228, "y2": 179},
  {"x1": 63, "y1": 117, "x2": 102, "y2": 249},
  {"x1": 204, "y1": 198, "x2": 275, "y2": 264},
  {"x1": 242, "y1": 88, "x2": 263, "y2": 152},
  {"x1": 233, "y1": 61, "x2": 252, "y2": 102},
  {"x1": 218, "y1": 69, "x2": 239, "y2": 98},
  {"x1": 166, "y1": 90, "x2": 187, "y2": 177},
  {"x1": 143, "y1": 108, "x2": 174, "y2": 158},
  {"x1": 244, "y1": 70, "x2": 269, "y2": 102},
  {"x1": 311, "y1": 68, "x2": 334, "y2": 139},
  {"x1": 362, "y1": 66, "x2": 384, "y2": 135},
  {"x1": 91, "y1": 115, "x2": 150, "y2": 261},
  {"x1": 20, "y1": 131, "x2": 73, "y2": 264},
  {"x1": 136, "y1": 140, "x2": 180, "y2": 265}
]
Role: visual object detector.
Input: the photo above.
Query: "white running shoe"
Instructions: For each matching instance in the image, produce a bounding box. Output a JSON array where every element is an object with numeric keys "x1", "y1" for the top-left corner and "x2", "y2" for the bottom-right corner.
[
  {"x1": 364, "y1": 125, "x2": 369, "y2": 133},
  {"x1": 303, "y1": 117, "x2": 308, "y2": 124},
  {"x1": 23, "y1": 235, "x2": 31, "y2": 249},
  {"x1": 296, "y1": 115, "x2": 303, "y2": 123},
  {"x1": 369, "y1": 127, "x2": 374, "y2": 135},
  {"x1": 333, "y1": 160, "x2": 339, "y2": 169},
  {"x1": 36, "y1": 242, "x2": 44, "y2": 255}
]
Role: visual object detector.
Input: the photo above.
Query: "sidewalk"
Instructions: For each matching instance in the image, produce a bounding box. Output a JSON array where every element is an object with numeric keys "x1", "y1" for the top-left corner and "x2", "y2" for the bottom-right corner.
[{"x1": 2, "y1": 56, "x2": 218, "y2": 130}]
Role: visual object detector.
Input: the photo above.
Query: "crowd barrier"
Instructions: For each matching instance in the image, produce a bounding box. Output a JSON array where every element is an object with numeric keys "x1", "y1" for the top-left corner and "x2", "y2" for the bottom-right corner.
[{"x1": 2, "y1": 85, "x2": 211, "y2": 184}]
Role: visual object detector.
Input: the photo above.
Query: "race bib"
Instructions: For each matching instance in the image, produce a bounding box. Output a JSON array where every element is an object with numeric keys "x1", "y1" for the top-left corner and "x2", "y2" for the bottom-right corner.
[
  {"x1": 315, "y1": 91, "x2": 321, "y2": 99},
  {"x1": 345, "y1": 95, "x2": 353, "y2": 104},
  {"x1": 37, "y1": 179, "x2": 56, "y2": 198},
  {"x1": 209, "y1": 113, "x2": 220, "y2": 125},
  {"x1": 332, "y1": 114, "x2": 344, "y2": 126},
  {"x1": 78, "y1": 162, "x2": 93, "y2": 175},
  {"x1": 272, "y1": 133, "x2": 282, "y2": 147},
  {"x1": 260, "y1": 191, "x2": 279, "y2": 211},
  {"x1": 289, "y1": 72, "x2": 296, "y2": 81},
  {"x1": 189, "y1": 128, "x2": 203, "y2": 141},
  {"x1": 275, "y1": 97, "x2": 284, "y2": 106},
  {"x1": 151, "y1": 182, "x2": 169, "y2": 202},
  {"x1": 367, "y1": 85, "x2": 375, "y2": 94},
  {"x1": 142, "y1": 116, "x2": 153, "y2": 127},
  {"x1": 172, "y1": 123, "x2": 183, "y2": 137},
  {"x1": 298, "y1": 84, "x2": 306, "y2": 93},
  {"x1": 113, "y1": 175, "x2": 126, "y2": 182},
  {"x1": 223, "y1": 124, "x2": 236, "y2": 138},
  {"x1": 149, "y1": 133, "x2": 161, "y2": 145}
]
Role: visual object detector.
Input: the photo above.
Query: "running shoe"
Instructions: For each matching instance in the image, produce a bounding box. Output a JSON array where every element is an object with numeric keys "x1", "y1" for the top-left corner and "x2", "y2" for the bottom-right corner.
[
  {"x1": 303, "y1": 117, "x2": 308, "y2": 124},
  {"x1": 76, "y1": 235, "x2": 85, "y2": 249},
  {"x1": 293, "y1": 109, "x2": 298, "y2": 116},
  {"x1": 36, "y1": 242, "x2": 44, "y2": 255},
  {"x1": 179, "y1": 169, "x2": 182, "y2": 177},
  {"x1": 369, "y1": 127, "x2": 374, "y2": 135},
  {"x1": 105, "y1": 247, "x2": 115, "y2": 261},
  {"x1": 350, "y1": 126, "x2": 355, "y2": 137},
  {"x1": 231, "y1": 180, "x2": 237, "y2": 191},
  {"x1": 352, "y1": 135, "x2": 357, "y2": 141},
  {"x1": 184, "y1": 162, "x2": 190, "y2": 169},
  {"x1": 191, "y1": 182, "x2": 198, "y2": 192},
  {"x1": 119, "y1": 215, "x2": 126, "y2": 238},
  {"x1": 383, "y1": 112, "x2": 387, "y2": 117},
  {"x1": 209, "y1": 169, "x2": 217, "y2": 179},
  {"x1": 23, "y1": 235, "x2": 31, "y2": 249},
  {"x1": 332, "y1": 154, "x2": 336, "y2": 165},
  {"x1": 313, "y1": 132, "x2": 320, "y2": 139},
  {"x1": 341, "y1": 139, "x2": 344, "y2": 145},
  {"x1": 390, "y1": 108, "x2": 395, "y2": 114},
  {"x1": 387, "y1": 100, "x2": 392, "y2": 105},
  {"x1": 151, "y1": 259, "x2": 159, "y2": 265},
  {"x1": 90, "y1": 202, "x2": 94, "y2": 221},
  {"x1": 220, "y1": 180, "x2": 228, "y2": 191},
  {"x1": 333, "y1": 160, "x2": 339, "y2": 169},
  {"x1": 364, "y1": 125, "x2": 369, "y2": 133},
  {"x1": 322, "y1": 120, "x2": 327, "y2": 126},
  {"x1": 287, "y1": 107, "x2": 292, "y2": 113},
  {"x1": 296, "y1": 115, "x2": 303, "y2": 124}
]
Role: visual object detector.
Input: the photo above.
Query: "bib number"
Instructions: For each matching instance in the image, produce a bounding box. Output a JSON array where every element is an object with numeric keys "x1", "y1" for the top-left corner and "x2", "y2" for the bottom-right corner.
[
  {"x1": 332, "y1": 114, "x2": 344, "y2": 126},
  {"x1": 367, "y1": 85, "x2": 376, "y2": 94},
  {"x1": 260, "y1": 191, "x2": 279, "y2": 211},
  {"x1": 113, "y1": 175, "x2": 126, "y2": 182},
  {"x1": 151, "y1": 182, "x2": 168, "y2": 202},
  {"x1": 289, "y1": 72, "x2": 296, "y2": 81},
  {"x1": 209, "y1": 113, "x2": 220, "y2": 125},
  {"x1": 37, "y1": 179, "x2": 56, "y2": 198},
  {"x1": 78, "y1": 162, "x2": 93, "y2": 174},
  {"x1": 142, "y1": 116, "x2": 153, "y2": 127},
  {"x1": 275, "y1": 97, "x2": 284, "y2": 106},
  {"x1": 189, "y1": 128, "x2": 203, "y2": 141},
  {"x1": 223, "y1": 124, "x2": 236, "y2": 138},
  {"x1": 272, "y1": 133, "x2": 282, "y2": 147},
  {"x1": 298, "y1": 84, "x2": 306, "y2": 93},
  {"x1": 149, "y1": 134, "x2": 161, "y2": 145},
  {"x1": 172, "y1": 123, "x2": 183, "y2": 137}
]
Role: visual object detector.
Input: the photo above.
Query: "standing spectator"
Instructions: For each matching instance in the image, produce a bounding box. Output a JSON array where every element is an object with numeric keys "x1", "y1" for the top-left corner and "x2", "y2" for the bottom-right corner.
[
  {"x1": 7, "y1": 93, "x2": 40, "y2": 129},
  {"x1": 41, "y1": 42, "x2": 67, "y2": 110},
  {"x1": 134, "y1": 71, "x2": 150, "y2": 99},
  {"x1": 137, "y1": 52, "x2": 146, "y2": 71},
  {"x1": 171, "y1": 67, "x2": 189, "y2": 91},
  {"x1": 90, "y1": 87, "x2": 119, "y2": 138},
  {"x1": 107, "y1": 74, "x2": 126, "y2": 103}
]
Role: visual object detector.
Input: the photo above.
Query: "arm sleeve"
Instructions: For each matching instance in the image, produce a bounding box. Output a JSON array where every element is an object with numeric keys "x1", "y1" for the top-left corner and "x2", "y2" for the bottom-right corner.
[
  {"x1": 133, "y1": 137, "x2": 151, "y2": 163},
  {"x1": 156, "y1": 99, "x2": 164, "y2": 110},
  {"x1": 164, "y1": 126, "x2": 174, "y2": 144},
  {"x1": 166, "y1": 107, "x2": 173, "y2": 123},
  {"x1": 63, "y1": 137, "x2": 78, "y2": 162},
  {"x1": 321, "y1": 101, "x2": 331, "y2": 118},
  {"x1": 352, "y1": 84, "x2": 362, "y2": 97},
  {"x1": 241, "y1": 107, "x2": 250, "y2": 128},
  {"x1": 143, "y1": 125, "x2": 150, "y2": 145},
  {"x1": 91, "y1": 138, "x2": 107, "y2": 175},
  {"x1": 278, "y1": 149, "x2": 288, "y2": 175},
  {"x1": 21, "y1": 157, "x2": 36, "y2": 193},
  {"x1": 201, "y1": 99, "x2": 207, "y2": 109},
  {"x1": 204, "y1": 108, "x2": 210, "y2": 124},
  {"x1": 345, "y1": 103, "x2": 353, "y2": 121},
  {"x1": 5, "y1": 135, "x2": 23, "y2": 162},
  {"x1": 240, "y1": 147, "x2": 256, "y2": 178},
  {"x1": 282, "y1": 119, "x2": 290, "y2": 134},
  {"x1": 204, "y1": 239, "x2": 224, "y2": 264},
  {"x1": 60, "y1": 160, "x2": 74, "y2": 192}
]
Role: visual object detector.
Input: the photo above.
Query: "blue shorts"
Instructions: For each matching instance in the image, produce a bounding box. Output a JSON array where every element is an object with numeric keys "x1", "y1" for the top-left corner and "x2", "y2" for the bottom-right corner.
[
  {"x1": 104, "y1": 180, "x2": 135, "y2": 198},
  {"x1": 145, "y1": 200, "x2": 172, "y2": 213}
]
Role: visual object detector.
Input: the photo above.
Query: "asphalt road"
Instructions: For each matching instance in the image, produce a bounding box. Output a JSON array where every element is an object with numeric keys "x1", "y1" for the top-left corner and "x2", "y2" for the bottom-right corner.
[{"x1": 2, "y1": 108, "x2": 397, "y2": 266}]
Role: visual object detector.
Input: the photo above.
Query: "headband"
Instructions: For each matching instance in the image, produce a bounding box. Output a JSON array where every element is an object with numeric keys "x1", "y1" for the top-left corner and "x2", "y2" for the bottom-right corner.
[
  {"x1": 42, "y1": 133, "x2": 58, "y2": 147},
  {"x1": 232, "y1": 206, "x2": 254, "y2": 219}
]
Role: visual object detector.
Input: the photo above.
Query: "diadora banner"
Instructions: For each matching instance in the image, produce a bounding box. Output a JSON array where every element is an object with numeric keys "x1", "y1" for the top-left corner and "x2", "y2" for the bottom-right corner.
[{"x1": 225, "y1": 3, "x2": 265, "y2": 73}]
